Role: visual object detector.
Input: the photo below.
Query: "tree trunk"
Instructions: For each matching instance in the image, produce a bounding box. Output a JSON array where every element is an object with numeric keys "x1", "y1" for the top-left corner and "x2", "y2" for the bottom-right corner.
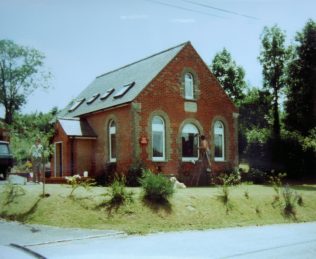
[
  {"x1": 272, "y1": 91, "x2": 280, "y2": 141},
  {"x1": 5, "y1": 108, "x2": 13, "y2": 125}
]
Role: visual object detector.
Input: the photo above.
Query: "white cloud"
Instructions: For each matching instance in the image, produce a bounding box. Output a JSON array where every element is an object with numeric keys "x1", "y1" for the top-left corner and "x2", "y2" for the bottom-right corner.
[{"x1": 120, "y1": 14, "x2": 149, "y2": 20}]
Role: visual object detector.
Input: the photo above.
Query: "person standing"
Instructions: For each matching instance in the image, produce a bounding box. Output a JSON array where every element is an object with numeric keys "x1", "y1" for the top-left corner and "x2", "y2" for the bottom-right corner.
[
  {"x1": 30, "y1": 138, "x2": 43, "y2": 183},
  {"x1": 199, "y1": 135, "x2": 212, "y2": 172}
]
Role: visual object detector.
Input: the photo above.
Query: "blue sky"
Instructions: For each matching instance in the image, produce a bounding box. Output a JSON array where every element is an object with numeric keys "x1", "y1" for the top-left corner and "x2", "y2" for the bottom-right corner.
[{"x1": 0, "y1": 0, "x2": 315, "y2": 114}]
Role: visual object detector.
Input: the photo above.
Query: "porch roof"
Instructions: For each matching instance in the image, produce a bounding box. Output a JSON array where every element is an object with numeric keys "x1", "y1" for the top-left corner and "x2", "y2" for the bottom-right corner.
[{"x1": 58, "y1": 118, "x2": 97, "y2": 139}]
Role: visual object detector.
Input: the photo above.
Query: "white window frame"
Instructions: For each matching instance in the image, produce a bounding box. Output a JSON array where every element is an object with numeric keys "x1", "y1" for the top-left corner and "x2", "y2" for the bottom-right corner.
[
  {"x1": 152, "y1": 116, "x2": 165, "y2": 161},
  {"x1": 214, "y1": 121, "x2": 225, "y2": 161},
  {"x1": 109, "y1": 120, "x2": 117, "y2": 162},
  {"x1": 181, "y1": 123, "x2": 199, "y2": 162},
  {"x1": 184, "y1": 73, "x2": 194, "y2": 100}
]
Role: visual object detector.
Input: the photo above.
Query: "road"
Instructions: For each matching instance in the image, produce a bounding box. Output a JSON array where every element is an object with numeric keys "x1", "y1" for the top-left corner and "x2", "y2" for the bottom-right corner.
[{"x1": 1, "y1": 220, "x2": 316, "y2": 258}]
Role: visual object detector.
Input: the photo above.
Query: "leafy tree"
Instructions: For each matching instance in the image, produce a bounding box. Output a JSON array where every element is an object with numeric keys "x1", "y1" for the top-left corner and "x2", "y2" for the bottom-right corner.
[
  {"x1": 238, "y1": 88, "x2": 273, "y2": 167},
  {"x1": 210, "y1": 48, "x2": 247, "y2": 105},
  {"x1": 239, "y1": 87, "x2": 272, "y2": 130},
  {"x1": 9, "y1": 108, "x2": 57, "y2": 165},
  {"x1": 258, "y1": 25, "x2": 289, "y2": 141},
  {"x1": 0, "y1": 40, "x2": 51, "y2": 124},
  {"x1": 284, "y1": 19, "x2": 316, "y2": 135}
]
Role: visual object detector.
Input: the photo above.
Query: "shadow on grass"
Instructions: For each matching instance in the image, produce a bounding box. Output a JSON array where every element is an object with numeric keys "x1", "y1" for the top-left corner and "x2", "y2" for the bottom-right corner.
[
  {"x1": 282, "y1": 205, "x2": 298, "y2": 221},
  {"x1": 142, "y1": 197, "x2": 173, "y2": 214},
  {"x1": 94, "y1": 196, "x2": 130, "y2": 217},
  {"x1": 216, "y1": 195, "x2": 233, "y2": 215},
  {"x1": 0, "y1": 197, "x2": 43, "y2": 222},
  {"x1": 105, "y1": 199, "x2": 126, "y2": 217}
]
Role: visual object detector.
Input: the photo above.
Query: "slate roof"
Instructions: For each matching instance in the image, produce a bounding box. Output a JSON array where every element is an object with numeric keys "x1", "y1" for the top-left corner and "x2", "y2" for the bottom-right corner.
[
  {"x1": 58, "y1": 118, "x2": 97, "y2": 138},
  {"x1": 58, "y1": 42, "x2": 189, "y2": 118}
]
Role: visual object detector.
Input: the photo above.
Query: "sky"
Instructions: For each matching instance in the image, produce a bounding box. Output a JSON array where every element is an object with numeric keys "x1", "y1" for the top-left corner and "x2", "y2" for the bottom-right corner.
[{"x1": 0, "y1": 0, "x2": 315, "y2": 115}]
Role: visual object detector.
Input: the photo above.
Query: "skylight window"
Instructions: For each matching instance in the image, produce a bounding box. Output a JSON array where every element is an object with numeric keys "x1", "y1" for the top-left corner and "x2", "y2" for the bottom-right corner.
[
  {"x1": 87, "y1": 93, "x2": 100, "y2": 104},
  {"x1": 100, "y1": 88, "x2": 114, "y2": 100},
  {"x1": 68, "y1": 98, "x2": 85, "y2": 112},
  {"x1": 113, "y1": 82, "x2": 135, "y2": 99}
]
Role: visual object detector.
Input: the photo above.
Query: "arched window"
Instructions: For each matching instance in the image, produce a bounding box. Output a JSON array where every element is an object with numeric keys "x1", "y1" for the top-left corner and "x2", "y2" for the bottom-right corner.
[
  {"x1": 214, "y1": 121, "x2": 225, "y2": 161},
  {"x1": 109, "y1": 120, "x2": 116, "y2": 162},
  {"x1": 184, "y1": 73, "x2": 194, "y2": 100},
  {"x1": 152, "y1": 116, "x2": 165, "y2": 161},
  {"x1": 182, "y1": 123, "x2": 199, "y2": 161}
]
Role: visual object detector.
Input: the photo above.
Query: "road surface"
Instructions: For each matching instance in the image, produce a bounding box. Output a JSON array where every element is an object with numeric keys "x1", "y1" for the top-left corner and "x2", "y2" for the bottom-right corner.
[{"x1": 0, "y1": 220, "x2": 316, "y2": 258}]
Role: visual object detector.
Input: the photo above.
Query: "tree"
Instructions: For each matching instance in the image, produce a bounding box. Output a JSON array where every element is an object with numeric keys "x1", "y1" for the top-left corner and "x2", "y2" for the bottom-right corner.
[
  {"x1": 238, "y1": 87, "x2": 273, "y2": 168},
  {"x1": 9, "y1": 108, "x2": 57, "y2": 165},
  {"x1": 258, "y1": 25, "x2": 289, "y2": 141},
  {"x1": 239, "y1": 88, "x2": 272, "y2": 130},
  {"x1": 284, "y1": 19, "x2": 316, "y2": 135},
  {"x1": 0, "y1": 40, "x2": 51, "y2": 124},
  {"x1": 210, "y1": 48, "x2": 247, "y2": 105}
]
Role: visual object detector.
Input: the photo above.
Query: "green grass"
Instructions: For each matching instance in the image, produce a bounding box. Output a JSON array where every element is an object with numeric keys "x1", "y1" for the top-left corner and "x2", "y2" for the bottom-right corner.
[{"x1": 1, "y1": 183, "x2": 316, "y2": 234}]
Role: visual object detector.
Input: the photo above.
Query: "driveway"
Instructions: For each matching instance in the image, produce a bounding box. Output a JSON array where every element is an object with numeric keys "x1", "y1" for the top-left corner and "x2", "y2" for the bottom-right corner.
[{"x1": 1, "y1": 220, "x2": 316, "y2": 258}]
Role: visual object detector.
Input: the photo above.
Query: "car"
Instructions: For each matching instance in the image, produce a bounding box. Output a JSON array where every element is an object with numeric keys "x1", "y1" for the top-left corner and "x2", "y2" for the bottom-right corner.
[{"x1": 0, "y1": 141, "x2": 13, "y2": 180}]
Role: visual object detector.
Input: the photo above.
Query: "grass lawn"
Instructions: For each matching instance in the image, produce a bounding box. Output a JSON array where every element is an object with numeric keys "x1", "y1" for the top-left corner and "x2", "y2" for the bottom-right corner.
[{"x1": 0, "y1": 183, "x2": 316, "y2": 234}]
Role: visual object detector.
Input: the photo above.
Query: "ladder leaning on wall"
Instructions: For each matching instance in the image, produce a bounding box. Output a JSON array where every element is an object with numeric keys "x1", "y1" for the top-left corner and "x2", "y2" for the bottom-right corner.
[{"x1": 191, "y1": 152, "x2": 211, "y2": 186}]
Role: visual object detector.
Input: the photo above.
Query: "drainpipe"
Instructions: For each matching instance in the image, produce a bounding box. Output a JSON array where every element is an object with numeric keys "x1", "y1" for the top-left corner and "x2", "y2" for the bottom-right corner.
[{"x1": 70, "y1": 137, "x2": 74, "y2": 176}]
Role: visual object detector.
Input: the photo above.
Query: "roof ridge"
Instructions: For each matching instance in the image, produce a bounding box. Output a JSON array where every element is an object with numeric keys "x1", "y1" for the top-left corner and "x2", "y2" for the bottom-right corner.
[{"x1": 96, "y1": 41, "x2": 190, "y2": 79}]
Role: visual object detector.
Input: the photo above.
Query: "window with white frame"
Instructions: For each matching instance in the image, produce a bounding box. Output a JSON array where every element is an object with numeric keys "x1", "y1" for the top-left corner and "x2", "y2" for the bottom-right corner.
[
  {"x1": 184, "y1": 73, "x2": 194, "y2": 100},
  {"x1": 152, "y1": 116, "x2": 165, "y2": 161},
  {"x1": 182, "y1": 123, "x2": 199, "y2": 161},
  {"x1": 214, "y1": 121, "x2": 225, "y2": 161},
  {"x1": 109, "y1": 120, "x2": 116, "y2": 162}
]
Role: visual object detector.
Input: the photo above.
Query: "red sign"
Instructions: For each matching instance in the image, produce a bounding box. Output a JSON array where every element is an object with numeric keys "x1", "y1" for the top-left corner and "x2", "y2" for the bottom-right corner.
[{"x1": 139, "y1": 137, "x2": 148, "y2": 145}]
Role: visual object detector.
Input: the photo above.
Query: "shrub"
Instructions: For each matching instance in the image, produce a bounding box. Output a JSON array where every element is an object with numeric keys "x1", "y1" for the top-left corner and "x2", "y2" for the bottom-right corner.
[
  {"x1": 126, "y1": 161, "x2": 145, "y2": 187},
  {"x1": 139, "y1": 169, "x2": 174, "y2": 203},
  {"x1": 218, "y1": 184, "x2": 230, "y2": 205},
  {"x1": 279, "y1": 129, "x2": 315, "y2": 179},
  {"x1": 95, "y1": 163, "x2": 117, "y2": 186},
  {"x1": 269, "y1": 172, "x2": 286, "y2": 196},
  {"x1": 282, "y1": 184, "x2": 298, "y2": 218},
  {"x1": 106, "y1": 177, "x2": 133, "y2": 205},
  {"x1": 65, "y1": 174, "x2": 95, "y2": 198},
  {"x1": 244, "y1": 168, "x2": 267, "y2": 184},
  {"x1": 217, "y1": 171, "x2": 241, "y2": 186}
]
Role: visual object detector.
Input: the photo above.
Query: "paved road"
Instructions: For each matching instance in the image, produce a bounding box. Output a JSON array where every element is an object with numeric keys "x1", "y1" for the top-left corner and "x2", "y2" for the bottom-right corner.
[{"x1": 1, "y1": 220, "x2": 316, "y2": 258}]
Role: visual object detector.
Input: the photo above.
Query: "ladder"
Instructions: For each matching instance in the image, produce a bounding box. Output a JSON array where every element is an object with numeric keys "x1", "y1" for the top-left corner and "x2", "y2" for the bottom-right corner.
[{"x1": 191, "y1": 152, "x2": 210, "y2": 186}]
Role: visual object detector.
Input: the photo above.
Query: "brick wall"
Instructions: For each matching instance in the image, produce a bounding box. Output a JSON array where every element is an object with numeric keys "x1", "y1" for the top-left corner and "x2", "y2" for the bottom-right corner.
[
  {"x1": 133, "y1": 43, "x2": 238, "y2": 179},
  {"x1": 52, "y1": 43, "x2": 238, "y2": 184}
]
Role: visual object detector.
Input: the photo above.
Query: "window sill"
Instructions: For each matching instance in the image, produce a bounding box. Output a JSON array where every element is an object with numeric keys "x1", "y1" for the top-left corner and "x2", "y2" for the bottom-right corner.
[
  {"x1": 214, "y1": 158, "x2": 226, "y2": 162},
  {"x1": 182, "y1": 158, "x2": 199, "y2": 163},
  {"x1": 152, "y1": 158, "x2": 167, "y2": 162}
]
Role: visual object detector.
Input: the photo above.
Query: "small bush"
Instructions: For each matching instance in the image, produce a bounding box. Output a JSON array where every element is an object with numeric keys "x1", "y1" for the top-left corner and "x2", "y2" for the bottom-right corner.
[
  {"x1": 95, "y1": 163, "x2": 117, "y2": 186},
  {"x1": 218, "y1": 185, "x2": 230, "y2": 205},
  {"x1": 282, "y1": 185, "x2": 298, "y2": 218},
  {"x1": 244, "y1": 168, "x2": 267, "y2": 184},
  {"x1": 139, "y1": 169, "x2": 174, "y2": 203},
  {"x1": 269, "y1": 172, "x2": 287, "y2": 206},
  {"x1": 216, "y1": 173, "x2": 236, "y2": 213},
  {"x1": 107, "y1": 177, "x2": 133, "y2": 205},
  {"x1": 217, "y1": 171, "x2": 241, "y2": 186},
  {"x1": 296, "y1": 193, "x2": 304, "y2": 206},
  {"x1": 65, "y1": 175, "x2": 95, "y2": 198},
  {"x1": 126, "y1": 161, "x2": 145, "y2": 187}
]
